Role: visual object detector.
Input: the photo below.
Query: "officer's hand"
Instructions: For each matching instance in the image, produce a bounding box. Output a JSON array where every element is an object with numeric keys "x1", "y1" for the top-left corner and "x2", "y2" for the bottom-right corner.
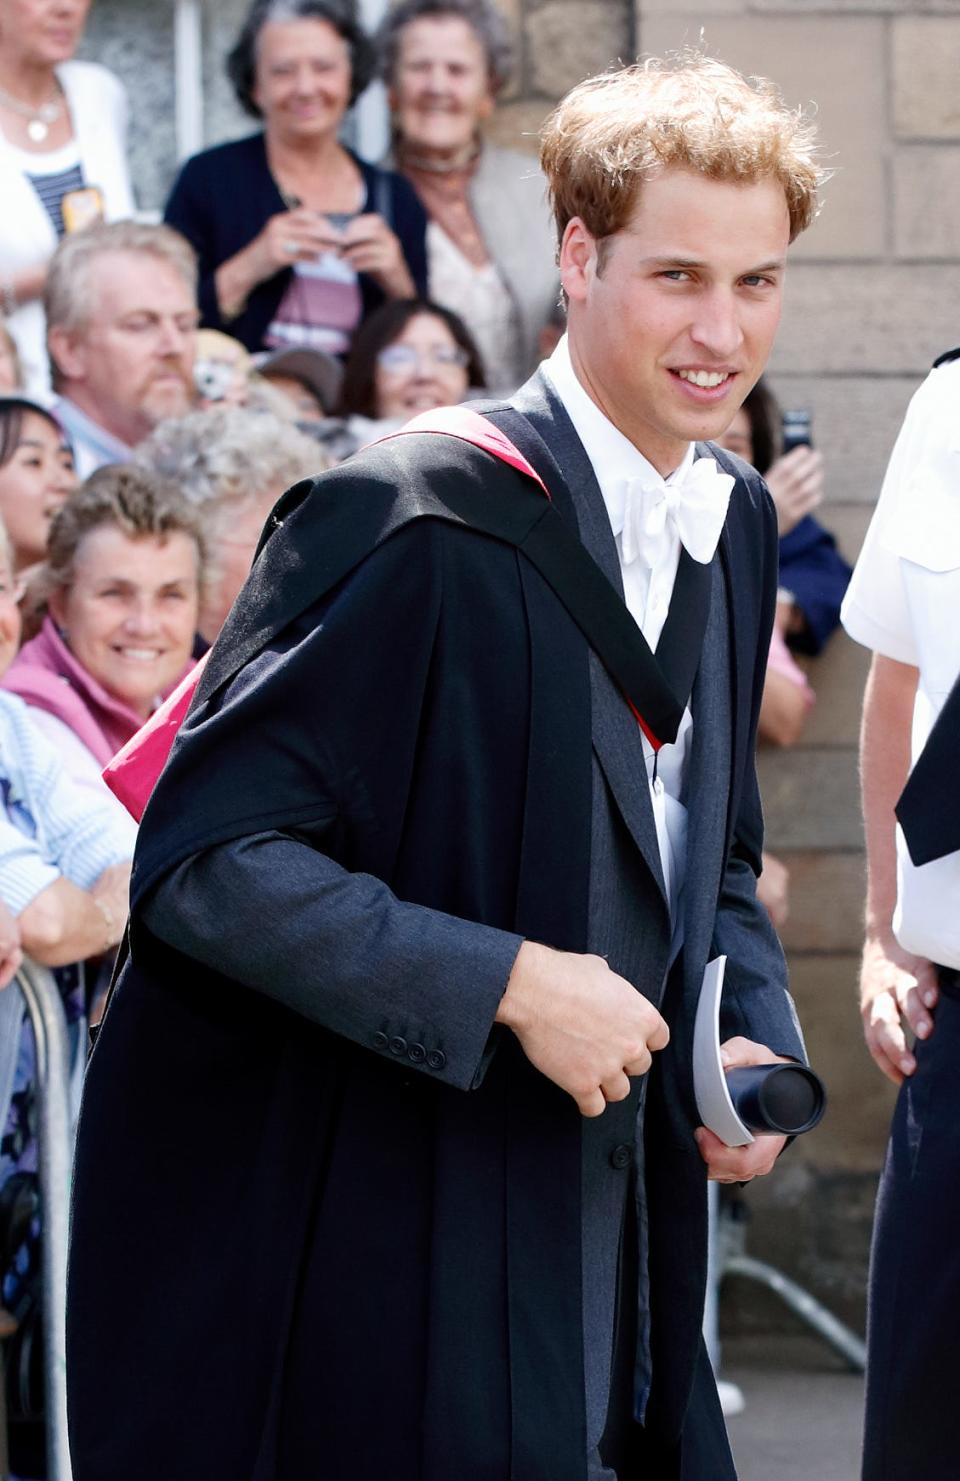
[
  {"x1": 860, "y1": 934, "x2": 938, "y2": 1084},
  {"x1": 496, "y1": 941, "x2": 669, "y2": 1117},
  {"x1": 693, "y1": 1037, "x2": 789, "y2": 1181}
]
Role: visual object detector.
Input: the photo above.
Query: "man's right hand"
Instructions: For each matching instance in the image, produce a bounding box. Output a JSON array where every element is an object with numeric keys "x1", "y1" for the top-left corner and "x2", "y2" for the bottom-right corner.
[
  {"x1": 496, "y1": 941, "x2": 669, "y2": 1116},
  {"x1": 859, "y1": 933, "x2": 939, "y2": 1084}
]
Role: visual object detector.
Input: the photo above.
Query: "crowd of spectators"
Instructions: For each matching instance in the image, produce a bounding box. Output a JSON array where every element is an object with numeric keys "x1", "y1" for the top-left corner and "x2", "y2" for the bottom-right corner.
[{"x1": 0, "y1": 1, "x2": 851, "y2": 1476}]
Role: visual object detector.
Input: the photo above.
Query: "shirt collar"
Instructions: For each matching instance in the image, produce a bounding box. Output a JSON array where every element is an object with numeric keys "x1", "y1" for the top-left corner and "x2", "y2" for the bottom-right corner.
[
  {"x1": 54, "y1": 396, "x2": 133, "y2": 468},
  {"x1": 540, "y1": 333, "x2": 695, "y2": 538}
]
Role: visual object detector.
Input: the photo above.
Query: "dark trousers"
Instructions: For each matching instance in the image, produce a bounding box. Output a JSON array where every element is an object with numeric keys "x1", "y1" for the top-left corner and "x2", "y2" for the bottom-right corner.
[
  {"x1": 862, "y1": 972, "x2": 960, "y2": 1479},
  {"x1": 596, "y1": 1343, "x2": 733, "y2": 1481},
  {"x1": 591, "y1": 1175, "x2": 734, "y2": 1481}
]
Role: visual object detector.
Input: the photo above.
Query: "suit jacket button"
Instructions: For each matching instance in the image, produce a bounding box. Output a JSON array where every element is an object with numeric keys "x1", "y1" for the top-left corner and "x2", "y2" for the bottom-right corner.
[
  {"x1": 408, "y1": 1042, "x2": 426, "y2": 1064},
  {"x1": 389, "y1": 1035, "x2": 408, "y2": 1056},
  {"x1": 426, "y1": 1048, "x2": 447, "y2": 1071},
  {"x1": 372, "y1": 1031, "x2": 389, "y2": 1051},
  {"x1": 610, "y1": 1143, "x2": 632, "y2": 1170}
]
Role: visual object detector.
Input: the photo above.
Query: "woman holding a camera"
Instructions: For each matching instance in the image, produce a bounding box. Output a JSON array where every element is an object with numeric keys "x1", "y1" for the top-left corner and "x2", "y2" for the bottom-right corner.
[{"x1": 164, "y1": 0, "x2": 427, "y2": 358}]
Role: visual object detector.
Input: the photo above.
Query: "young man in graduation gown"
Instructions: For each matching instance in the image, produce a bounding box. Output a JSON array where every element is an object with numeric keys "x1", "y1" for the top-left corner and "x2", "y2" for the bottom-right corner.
[{"x1": 66, "y1": 56, "x2": 823, "y2": 1481}]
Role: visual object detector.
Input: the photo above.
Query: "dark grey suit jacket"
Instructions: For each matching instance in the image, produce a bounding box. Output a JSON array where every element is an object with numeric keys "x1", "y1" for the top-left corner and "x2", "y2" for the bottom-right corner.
[{"x1": 507, "y1": 374, "x2": 803, "y2": 1473}]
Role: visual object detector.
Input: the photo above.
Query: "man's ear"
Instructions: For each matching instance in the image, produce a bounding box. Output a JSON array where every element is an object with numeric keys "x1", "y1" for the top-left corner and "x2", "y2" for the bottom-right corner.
[
  {"x1": 558, "y1": 217, "x2": 597, "y2": 306},
  {"x1": 47, "y1": 325, "x2": 87, "y2": 384}
]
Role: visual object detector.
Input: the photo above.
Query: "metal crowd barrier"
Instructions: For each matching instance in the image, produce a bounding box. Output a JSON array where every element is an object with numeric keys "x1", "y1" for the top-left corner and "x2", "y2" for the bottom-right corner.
[
  {"x1": 2, "y1": 961, "x2": 76, "y2": 1481},
  {"x1": 718, "y1": 1190, "x2": 867, "y2": 1373},
  {"x1": 704, "y1": 1180, "x2": 867, "y2": 1396},
  {"x1": 4, "y1": 953, "x2": 866, "y2": 1476}
]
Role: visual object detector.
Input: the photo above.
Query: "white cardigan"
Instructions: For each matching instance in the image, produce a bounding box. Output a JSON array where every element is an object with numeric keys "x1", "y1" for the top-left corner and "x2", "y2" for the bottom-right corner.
[{"x1": 1, "y1": 60, "x2": 135, "y2": 396}]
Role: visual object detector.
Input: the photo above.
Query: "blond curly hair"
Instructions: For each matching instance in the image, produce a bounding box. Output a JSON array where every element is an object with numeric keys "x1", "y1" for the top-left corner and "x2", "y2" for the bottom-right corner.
[{"x1": 540, "y1": 51, "x2": 825, "y2": 250}]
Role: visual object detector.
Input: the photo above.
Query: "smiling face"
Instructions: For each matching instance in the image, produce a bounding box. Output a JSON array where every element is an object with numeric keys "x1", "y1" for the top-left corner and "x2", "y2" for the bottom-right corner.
[
  {"x1": 252, "y1": 17, "x2": 352, "y2": 143},
  {"x1": 373, "y1": 311, "x2": 470, "y2": 419},
  {"x1": 391, "y1": 14, "x2": 494, "y2": 160},
  {"x1": 0, "y1": 409, "x2": 76, "y2": 569},
  {"x1": 50, "y1": 525, "x2": 200, "y2": 717},
  {"x1": 0, "y1": 0, "x2": 90, "y2": 69},
  {"x1": 561, "y1": 167, "x2": 791, "y2": 475},
  {"x1": 50, "y1": 251, "x2": 198, "y2": 448}
]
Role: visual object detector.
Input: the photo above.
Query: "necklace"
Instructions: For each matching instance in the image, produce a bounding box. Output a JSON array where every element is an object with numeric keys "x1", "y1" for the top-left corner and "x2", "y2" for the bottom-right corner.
[{"x1": 0, "y1": 80, "x2": 62, "y2": 142}]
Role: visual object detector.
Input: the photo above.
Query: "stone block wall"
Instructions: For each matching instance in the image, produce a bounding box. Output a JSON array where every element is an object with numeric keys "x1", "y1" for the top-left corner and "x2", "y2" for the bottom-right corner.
[
  {"x1": 81, "y1": 0, "x2": 960, "y2": 1333},
  {"x1": 80, "y1": 0, "x2": 179, "y2": 213},
  {"x1": 490, "y1": 0, "x2": 960, "y2": 1337},
  {"x1": 628, "y1": 0, "x2": 957, "y2": 1338}
]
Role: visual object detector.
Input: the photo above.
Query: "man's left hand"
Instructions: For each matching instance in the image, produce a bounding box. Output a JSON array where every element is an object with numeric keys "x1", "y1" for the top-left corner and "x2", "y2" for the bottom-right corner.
[{"x1": 693, "y1": 1036, "x2": 791, "y2": 1182}]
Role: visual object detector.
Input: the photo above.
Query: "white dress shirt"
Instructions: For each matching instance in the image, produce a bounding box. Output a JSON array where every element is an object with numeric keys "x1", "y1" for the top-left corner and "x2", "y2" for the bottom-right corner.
[
  {"x1": 542, "y1": 335, "x2": 695, "y2": 932},
  {"x1": 841, "y1": 357, "x2": 960, "y2": 969}
]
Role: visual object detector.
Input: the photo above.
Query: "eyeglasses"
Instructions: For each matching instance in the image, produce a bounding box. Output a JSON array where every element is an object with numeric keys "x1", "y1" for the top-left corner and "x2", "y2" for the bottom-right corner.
[{"x1": 376, "y1": 344, "x2": 470, "y2": 374}]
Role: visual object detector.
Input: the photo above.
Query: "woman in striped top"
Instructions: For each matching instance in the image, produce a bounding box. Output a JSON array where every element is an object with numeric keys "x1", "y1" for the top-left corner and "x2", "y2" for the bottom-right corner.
[{"x1": 0, "y1": 0, "x2": 134, "y2": 395}]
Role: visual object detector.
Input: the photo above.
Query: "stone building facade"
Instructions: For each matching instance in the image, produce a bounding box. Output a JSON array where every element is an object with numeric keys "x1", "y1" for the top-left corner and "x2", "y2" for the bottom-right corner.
[{"x1": 81, "y1": 0, "x2": 960, "y2": 1335}]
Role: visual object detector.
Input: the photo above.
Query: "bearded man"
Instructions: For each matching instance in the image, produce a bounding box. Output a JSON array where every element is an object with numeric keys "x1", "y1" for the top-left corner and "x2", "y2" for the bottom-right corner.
[{"x1": 46, "y1": 220, "x2": 198, "y2": 478}]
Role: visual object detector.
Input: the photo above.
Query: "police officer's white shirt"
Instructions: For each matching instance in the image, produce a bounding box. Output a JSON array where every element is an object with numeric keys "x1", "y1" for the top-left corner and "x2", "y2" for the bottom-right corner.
[
  {"x1": 841, "y1": 357, "x2": 960, "y2": 969},
  {"x1": 543, "y1": 334, "x2": 693, "y2": 931}
]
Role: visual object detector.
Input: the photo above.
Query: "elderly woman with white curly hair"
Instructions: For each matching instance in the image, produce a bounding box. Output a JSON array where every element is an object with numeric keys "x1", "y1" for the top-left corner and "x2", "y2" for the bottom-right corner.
[{"x1": 136, "y1": 405, "x2": 327, "y2": 646}]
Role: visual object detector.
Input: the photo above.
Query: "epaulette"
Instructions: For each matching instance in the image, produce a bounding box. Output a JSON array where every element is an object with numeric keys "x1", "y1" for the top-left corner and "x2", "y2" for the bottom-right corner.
[{"x1": 933, "y1": 347, "x2": 960, "y2": 368}]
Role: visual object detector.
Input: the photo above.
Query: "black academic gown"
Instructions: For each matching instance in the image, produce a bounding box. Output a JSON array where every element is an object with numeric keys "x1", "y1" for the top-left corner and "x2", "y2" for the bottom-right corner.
[{"x1": 65, "y1": 417, "x2": 789, "y2": 1481}]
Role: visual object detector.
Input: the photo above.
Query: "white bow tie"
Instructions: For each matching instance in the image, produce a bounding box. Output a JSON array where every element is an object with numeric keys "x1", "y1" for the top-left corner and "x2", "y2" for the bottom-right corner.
[{"x1": 619, "y1": 456, "x2": 735, "y2": 568}]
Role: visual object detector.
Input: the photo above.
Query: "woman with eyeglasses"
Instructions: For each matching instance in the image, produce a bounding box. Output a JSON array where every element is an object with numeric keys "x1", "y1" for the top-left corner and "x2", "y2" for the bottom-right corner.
[{"x1": 330, "y1": 297, "x2": 484, "y2": 460}]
